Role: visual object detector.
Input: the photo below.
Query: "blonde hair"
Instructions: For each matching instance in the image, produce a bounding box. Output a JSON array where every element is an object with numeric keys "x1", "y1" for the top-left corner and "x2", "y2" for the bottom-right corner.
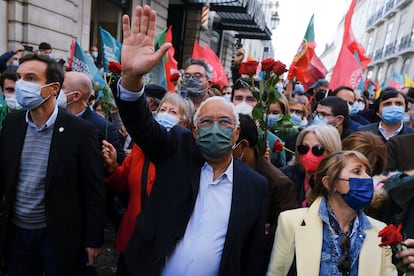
[
  {"x1": 293, "y1": 124, "x2": 342, "y2": 165},
  {"x1": 308, "y1": 150, "x2": 371, "y2": 203}
]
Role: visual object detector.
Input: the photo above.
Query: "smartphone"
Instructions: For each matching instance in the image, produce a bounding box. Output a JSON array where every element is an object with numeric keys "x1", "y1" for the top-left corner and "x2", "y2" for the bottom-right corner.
[{"x1": 24, "y1": 45, "x2": 33, "y2": 52}]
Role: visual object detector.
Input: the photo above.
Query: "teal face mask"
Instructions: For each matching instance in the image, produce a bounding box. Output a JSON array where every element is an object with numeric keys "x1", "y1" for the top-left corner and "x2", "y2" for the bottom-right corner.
[{"x1": 196, "y1": 123, "x2": 234, "y2": 159}]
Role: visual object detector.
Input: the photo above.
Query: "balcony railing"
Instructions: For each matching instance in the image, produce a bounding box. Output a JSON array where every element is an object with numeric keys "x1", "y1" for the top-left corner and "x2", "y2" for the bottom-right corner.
[
  {"x1": 399, "y1": 34, "x2": 413, "y2": 51},
  {"x1": 374, "y1": 48, "x2": 384, "y2": 60},
  {"x1": 383, "y1": 41, "x2": 397, "y2": 57}
]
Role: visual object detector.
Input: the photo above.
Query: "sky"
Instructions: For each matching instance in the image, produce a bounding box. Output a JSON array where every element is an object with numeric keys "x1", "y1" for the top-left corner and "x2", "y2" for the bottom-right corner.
[{"x1": 271, "y1": 0, "x2": 348, "y2": 66}]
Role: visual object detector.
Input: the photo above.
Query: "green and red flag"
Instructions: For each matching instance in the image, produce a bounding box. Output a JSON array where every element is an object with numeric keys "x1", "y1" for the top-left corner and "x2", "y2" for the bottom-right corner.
[
  {"x1": 192, "y1": 41, "x2": 228, "y2": 89},
  {"x1": 288, "y1": 14, "x2": 327, "y2": 91},
  {"x1": 329, "y1": 0, "x2": 371, "y2": 90}
]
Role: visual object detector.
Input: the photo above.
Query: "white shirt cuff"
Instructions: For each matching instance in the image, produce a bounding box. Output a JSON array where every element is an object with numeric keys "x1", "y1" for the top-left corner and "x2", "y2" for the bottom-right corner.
[{"x1": 117, "y1": 78, "x2": 145, "y2": 101}]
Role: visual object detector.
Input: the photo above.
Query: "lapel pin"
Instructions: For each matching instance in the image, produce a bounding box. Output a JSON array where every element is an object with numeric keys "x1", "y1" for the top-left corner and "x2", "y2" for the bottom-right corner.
[{"x1": 59, "y1": 127, "x2": 64, "y2": 132}]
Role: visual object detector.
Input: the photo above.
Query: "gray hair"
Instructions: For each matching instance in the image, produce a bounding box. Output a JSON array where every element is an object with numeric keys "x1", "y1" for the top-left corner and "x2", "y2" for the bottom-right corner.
[
  {"x1": 185, "y1": 58, "x2": 212, "y2": 81},
  {"x1": 193, "y1": 96, "x2": 240, "y2": 127}
]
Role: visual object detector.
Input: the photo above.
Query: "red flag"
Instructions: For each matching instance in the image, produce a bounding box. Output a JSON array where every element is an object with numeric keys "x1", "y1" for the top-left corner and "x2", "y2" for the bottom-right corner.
[
  {"x1": 192, "y1": 41, "x2": 228, "y2": 89},
  {"x1": 329, "y1": 0, "x2": 371, "y2": 90},
  {"x1": 288, "y1": 15, "x2": 327, "y2": 91},
  {"x1": 164, "y1": 26, "x2": 178, "y2": 92}
]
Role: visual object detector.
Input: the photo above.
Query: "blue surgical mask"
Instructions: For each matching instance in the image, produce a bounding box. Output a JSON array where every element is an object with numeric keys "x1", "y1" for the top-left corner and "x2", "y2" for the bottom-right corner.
[
  {"x1": 15, "y1": 80, "x2": 53, "y2": 110},
  {"x1": 12, "y1": 60, "x2": 19, "y2": 68},
  {"x1": 290, "y1": 113, "x2": 302, "y2": 126},
  {"x1": 403, "y1": 113, "x2": 410, "y2": 123},
  {"x1": 381, "y1": 106, "x2": 405, "y2": 124},
  {"x1": 56, "y1": 90, "x2": 67, "y2": 108},
  {"x1": 155, "y1": 112, "x2": 179, "y2": 131},
  {"x1": 311, "y1": 114, "x2": 328, "y2": 125},
  {"x1": 91, "y1": 51, "x2": 98, "y2": 59},
  {"x1": 223, "y1": 94, "x2": 232, "y2": 102},
  {"x1": 197, "y1": 123, "x2": 234, "y2": 159},
  {"x1": 265, "y1": 114, "x2": 280, "y2": 127},
  {"x1": 339, "y1": 178, "x2": 374, "y2": 211},
  {"x1": 349, "y1": 102, "x2": 359, "y2": 115}
]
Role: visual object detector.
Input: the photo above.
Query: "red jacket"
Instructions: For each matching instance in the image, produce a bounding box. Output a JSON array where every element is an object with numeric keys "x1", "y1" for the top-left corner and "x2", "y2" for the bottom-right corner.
[{"x1": 105, "y1": 144, "x2": 156, "y2": 252}]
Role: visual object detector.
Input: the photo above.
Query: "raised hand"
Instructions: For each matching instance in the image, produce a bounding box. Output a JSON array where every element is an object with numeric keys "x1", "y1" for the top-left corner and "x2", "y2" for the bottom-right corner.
[{"x1": 121, "y1": 5, "x2": 171, "y2": 91}]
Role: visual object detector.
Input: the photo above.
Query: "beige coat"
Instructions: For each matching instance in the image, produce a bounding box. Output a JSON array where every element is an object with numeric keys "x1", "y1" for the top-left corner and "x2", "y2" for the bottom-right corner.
[{"x1": 267, "y1": 197, "x2": 397, "y2": 276}]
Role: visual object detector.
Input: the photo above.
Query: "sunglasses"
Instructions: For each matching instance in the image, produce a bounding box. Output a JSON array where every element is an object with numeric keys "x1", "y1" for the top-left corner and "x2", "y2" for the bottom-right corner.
[
  {"x1": 337, "y1": 233, "x2": 351, "y2": 275},
  {"x1": 297, "y1": 145, "x2": 325, "y2": 156}
]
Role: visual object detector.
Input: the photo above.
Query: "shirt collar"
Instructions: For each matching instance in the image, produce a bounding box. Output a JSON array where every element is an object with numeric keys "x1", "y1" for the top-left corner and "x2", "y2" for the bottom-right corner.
[
  {"x1": 201, "y1": 158, "x2": 234, "y2": 184},
  {"x1": 378, "y1": 121, "x2": 403, "y2": 140},
  {"x1": 26, "y1": 104, "x2": 59, "y2": 132}
]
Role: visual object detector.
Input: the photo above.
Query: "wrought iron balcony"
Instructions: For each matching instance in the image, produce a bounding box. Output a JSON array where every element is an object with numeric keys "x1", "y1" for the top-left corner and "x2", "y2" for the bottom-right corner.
[
  {"x1": 383, "y1": 41, "x2": 397, "y2": 57},
  {"x1": 374, "y1": 48, "x2": 384, "y2": 60}
]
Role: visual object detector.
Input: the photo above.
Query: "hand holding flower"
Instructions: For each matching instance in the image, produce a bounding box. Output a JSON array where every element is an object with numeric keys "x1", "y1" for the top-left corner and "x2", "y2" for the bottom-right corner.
[
  {"x1": 396, "y1": 238, "x2": 414, "y2": 271},
  {"x1": 379, "y1": 224, "x2": 414, "y2": 275}
]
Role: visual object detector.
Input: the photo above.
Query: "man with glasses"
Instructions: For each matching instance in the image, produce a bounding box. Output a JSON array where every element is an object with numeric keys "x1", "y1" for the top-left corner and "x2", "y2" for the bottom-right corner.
[
  {"x1": 312, "y1": 96, "x2": 355, "y2": 139},
  {"x1": 114, "y1": 5, "x2": 268, "y2": 276},
  {"x1": 181, "y1": 58, "x2": 213, "y2": 109}
]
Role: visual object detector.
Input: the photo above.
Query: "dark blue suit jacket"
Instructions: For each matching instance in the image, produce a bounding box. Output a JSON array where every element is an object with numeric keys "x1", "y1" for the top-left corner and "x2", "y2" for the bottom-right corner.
[
  {"x1": 117, "y1": 94, "x2": 268, "y2": 276},
  {"x1": 81, "y1": 107, "x2": 125, "y2": 164}
]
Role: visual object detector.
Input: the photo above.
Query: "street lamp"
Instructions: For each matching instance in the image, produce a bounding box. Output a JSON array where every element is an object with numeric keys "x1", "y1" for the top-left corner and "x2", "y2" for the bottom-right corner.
[{"x1": 270, "y1": 11, "x2": 280, "y2": 30}]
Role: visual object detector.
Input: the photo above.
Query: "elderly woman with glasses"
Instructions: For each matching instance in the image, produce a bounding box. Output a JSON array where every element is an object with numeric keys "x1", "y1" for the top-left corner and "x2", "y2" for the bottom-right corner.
[
  {"x1": 268, "y1": 151, "x2": 396, "y2": 276},
  {"x1": 281, "y1": 124, "x2": 342, "y2": 208}
]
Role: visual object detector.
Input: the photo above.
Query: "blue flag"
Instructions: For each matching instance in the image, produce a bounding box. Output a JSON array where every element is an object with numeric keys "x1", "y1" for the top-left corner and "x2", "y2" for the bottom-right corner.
[
  {"x1": 99, "y1": 27, "x2": 122, "y2": 73},
  {"x1": 69, "y1": 39, "x2": 115, "y2": 104},
  {"x1": 70, "y1": 39, "x2": 106, "y2": 87}
]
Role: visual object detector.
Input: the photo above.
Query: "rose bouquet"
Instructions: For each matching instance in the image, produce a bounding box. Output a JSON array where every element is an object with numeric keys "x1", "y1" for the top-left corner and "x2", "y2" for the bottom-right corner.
[{"x1": 239, "y1": 58, "x2": 296, "y2": 155}]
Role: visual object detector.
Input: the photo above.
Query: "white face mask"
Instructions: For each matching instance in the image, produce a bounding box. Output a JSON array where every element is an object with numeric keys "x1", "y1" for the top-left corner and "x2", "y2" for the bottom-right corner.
[
  {"x1": 234, "y1": 101, "x2": 253, "y2": 116},
  {"x1": 4, "y1": 93, "x2": 23, "y2": 110}
]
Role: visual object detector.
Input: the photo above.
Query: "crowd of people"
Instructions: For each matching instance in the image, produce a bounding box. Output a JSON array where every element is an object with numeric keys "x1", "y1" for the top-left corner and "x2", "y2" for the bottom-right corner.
[{"x1": 1, "y1": 4, "x2": 414, "y2": 276}]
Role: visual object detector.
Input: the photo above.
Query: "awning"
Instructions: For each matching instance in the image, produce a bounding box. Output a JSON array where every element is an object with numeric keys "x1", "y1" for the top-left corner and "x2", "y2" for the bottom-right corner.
[{"x1": 188, "y1": 0, "x2": 272, "y2": 40}]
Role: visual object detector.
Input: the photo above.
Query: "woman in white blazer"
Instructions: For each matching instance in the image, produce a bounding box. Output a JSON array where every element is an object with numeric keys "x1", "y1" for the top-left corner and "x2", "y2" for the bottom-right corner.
[{"x1": 267, "y1": 151, "x2": 396, "y2": 276}]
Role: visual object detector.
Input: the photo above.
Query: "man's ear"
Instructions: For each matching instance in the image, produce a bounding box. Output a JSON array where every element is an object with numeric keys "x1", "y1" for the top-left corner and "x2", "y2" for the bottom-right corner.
[
  {"x1": 335, "y1": 115, "x2": 344, "y2": 127},
  {"x1": 50, "y1": 82, "x2": 60, "y2": 97}
]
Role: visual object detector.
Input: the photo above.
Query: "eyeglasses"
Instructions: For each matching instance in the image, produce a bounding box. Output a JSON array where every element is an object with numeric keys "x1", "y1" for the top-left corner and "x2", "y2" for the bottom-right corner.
[
  {"x1": 337, "y1": 233, "x2": 351, "y2": 275},
  {"x1": 184, "y1": 72, "x2": 205, "y2": 80},
  {"x1": 290, "y1": 109, "x2": 304, "y2": 116},
  {"x1": 297, "y1": 145, "x2": 325, "y2": 156},
  {"x1": 313, "y1": 111, "x2": 334, "y2": 119},
  {"x1": 197, "y1": 116, "x2": 235, "y2": 128}
]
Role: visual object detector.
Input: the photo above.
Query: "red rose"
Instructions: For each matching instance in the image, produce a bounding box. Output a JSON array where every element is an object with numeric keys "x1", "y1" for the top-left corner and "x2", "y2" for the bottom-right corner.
[
  {"x1": 272, "y1": 60, "x2": 288, "y2": 75},
  {"x1": 378, "y1": 224, "x2": 403, "y2": 247},
  {"x1": 108, "y1": 61, "x2": 122, "y2": 75},
  {"x1": 261, "y1": 58, "x2": 275, "y2": 74},
  {"x1": 170, "y1": 72, "x2": 180, "y2": 82},
  {"x1": 239, "y1": 60, "x2": 259, "y2": 75},
  {"x1": 272, "y1": 139, "x2": 284, "y2": 153}
]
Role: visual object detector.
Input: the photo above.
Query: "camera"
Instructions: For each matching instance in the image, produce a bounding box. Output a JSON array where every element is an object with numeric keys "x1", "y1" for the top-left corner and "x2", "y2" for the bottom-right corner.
[{"x1": 23, "y1": 45, "x2": 33, "y2": 52}]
